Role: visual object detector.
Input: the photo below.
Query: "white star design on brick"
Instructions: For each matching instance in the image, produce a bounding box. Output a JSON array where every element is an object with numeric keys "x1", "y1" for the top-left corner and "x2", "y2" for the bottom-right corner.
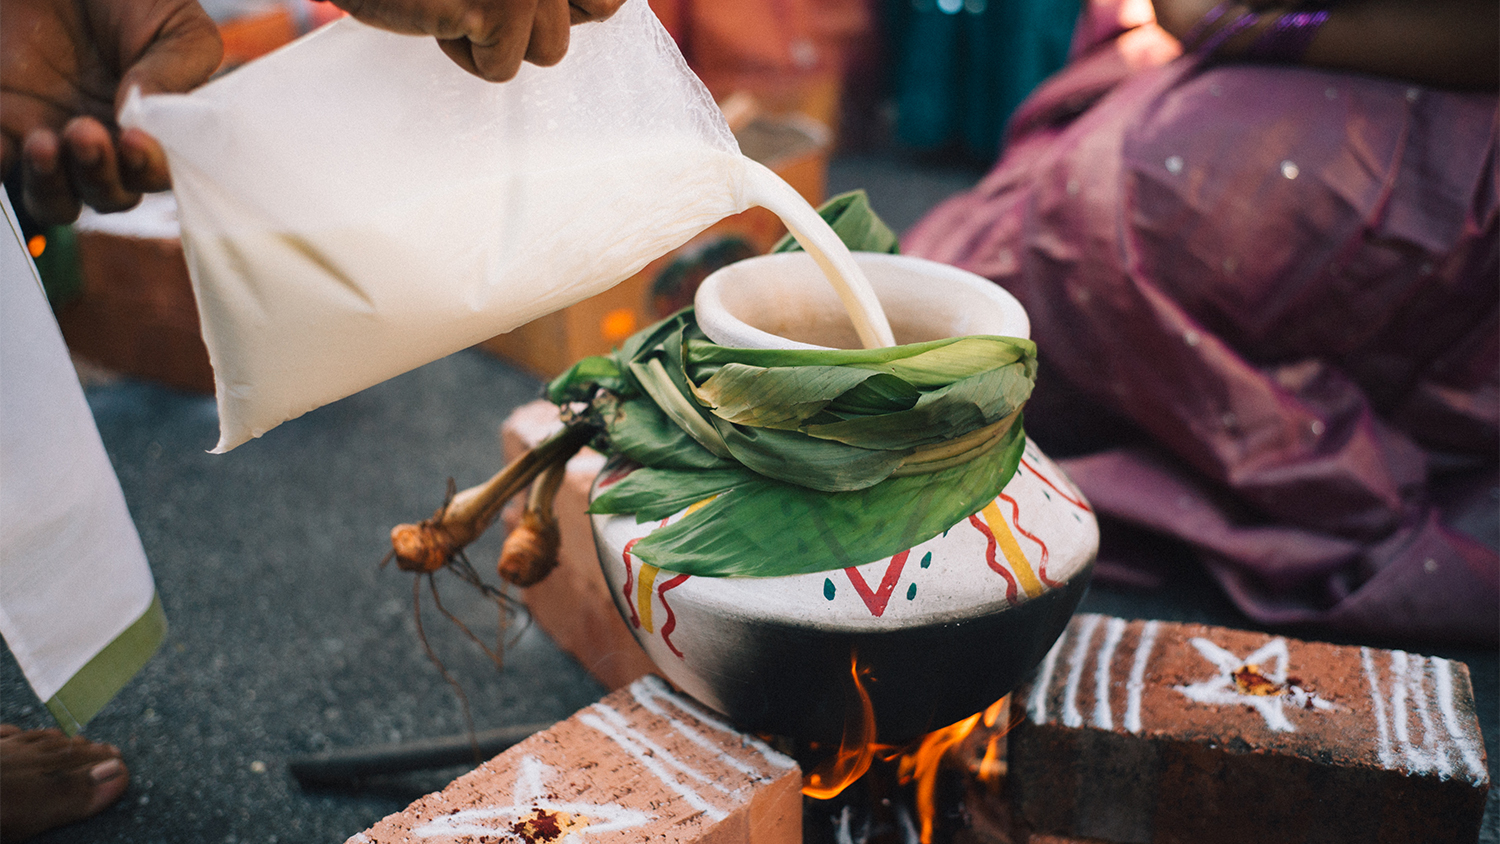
[
  {"x1": 412, "y1": 754, "x2": 654, "y2": 840},
  {"x1": 1174, "y1": 637, "x2": 1331, "y2": 732}
]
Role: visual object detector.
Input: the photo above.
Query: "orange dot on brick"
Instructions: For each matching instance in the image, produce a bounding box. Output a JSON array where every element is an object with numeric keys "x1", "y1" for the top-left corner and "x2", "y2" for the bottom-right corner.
[{"x1": 601, "y1": 308, "x2": 638, "y2": 342}]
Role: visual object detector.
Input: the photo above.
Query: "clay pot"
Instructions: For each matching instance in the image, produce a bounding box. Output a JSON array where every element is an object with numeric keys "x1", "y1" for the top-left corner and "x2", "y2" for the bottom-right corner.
[{"x1": 590, "y1": 252, "x2": 1097, "y2": 743}]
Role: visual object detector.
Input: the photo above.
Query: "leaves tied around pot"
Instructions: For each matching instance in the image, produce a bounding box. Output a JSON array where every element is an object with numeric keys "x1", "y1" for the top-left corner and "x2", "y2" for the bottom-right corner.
[{"x1": 548, "y1": 191, "x2": 1037, "y2": 578}]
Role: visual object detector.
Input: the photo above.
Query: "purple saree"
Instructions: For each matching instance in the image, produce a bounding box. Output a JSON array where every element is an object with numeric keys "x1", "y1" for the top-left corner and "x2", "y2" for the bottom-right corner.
[{"x1": 904, "y1": 5, "x2": 1499, "y2": 645}]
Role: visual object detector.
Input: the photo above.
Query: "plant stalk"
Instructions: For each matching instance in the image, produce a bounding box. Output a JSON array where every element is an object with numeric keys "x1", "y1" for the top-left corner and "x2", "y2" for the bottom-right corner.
[{"x1": 390, "y1": 420, "x2": 594, "y2": 573}]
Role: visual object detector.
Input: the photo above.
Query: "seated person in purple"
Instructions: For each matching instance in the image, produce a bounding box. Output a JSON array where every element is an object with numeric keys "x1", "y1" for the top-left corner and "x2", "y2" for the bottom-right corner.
[{"x1": 904, "y1": 0, "x2": 1498, "y2": 645}]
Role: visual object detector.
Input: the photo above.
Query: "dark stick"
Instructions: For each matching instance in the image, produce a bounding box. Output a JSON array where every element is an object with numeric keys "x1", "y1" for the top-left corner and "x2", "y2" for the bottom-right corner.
[{"x1": 287, "y1": 721, "x2": 555, "y2": 785}]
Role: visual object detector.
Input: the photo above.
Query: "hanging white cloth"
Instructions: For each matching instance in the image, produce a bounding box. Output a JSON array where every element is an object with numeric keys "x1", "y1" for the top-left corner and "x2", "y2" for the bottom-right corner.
[{"x1": 0, "y1": 192, "x2": 164, "y2": 733}]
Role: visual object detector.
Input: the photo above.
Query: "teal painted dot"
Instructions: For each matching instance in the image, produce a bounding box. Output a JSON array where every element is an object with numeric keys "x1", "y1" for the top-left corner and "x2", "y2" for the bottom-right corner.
[
  {"x1": 824, "y1": 578, "x2": 836, "y2": 600},
  {"x1": 920, "y1": 551, "x2": 933, "y2": 569},
  {"x1": 906, "y1": 583, "x2": 917, "y2": 600}
]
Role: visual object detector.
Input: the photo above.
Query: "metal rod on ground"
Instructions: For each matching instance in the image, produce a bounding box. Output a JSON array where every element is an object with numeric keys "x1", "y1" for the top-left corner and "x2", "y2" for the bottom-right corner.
[{"x1": 287, "y1": 721, "x2": 555, "y2": 786}]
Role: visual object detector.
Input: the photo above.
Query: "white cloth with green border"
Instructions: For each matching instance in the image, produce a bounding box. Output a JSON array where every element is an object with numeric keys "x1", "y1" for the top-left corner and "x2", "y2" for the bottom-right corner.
[{"x1": 0, "y1": 192, "x2": 165, "y2": 733}]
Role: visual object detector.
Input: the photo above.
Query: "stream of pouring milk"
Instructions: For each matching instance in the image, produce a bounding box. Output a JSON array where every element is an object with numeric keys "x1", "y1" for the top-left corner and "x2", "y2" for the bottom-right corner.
[{"x1": 738, "y1": 159, "x2": 896, "y2": 350}]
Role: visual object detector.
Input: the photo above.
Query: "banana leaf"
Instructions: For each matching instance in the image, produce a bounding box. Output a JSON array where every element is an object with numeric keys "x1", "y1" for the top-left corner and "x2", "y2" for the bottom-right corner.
[
  {"x1": 800, "y1": 363, "x2": 1036, "y2": 450},
  {"x1": 591, "y1": 465, "x2": 752, "y2": 522},
  {"x1": 689, "y1": 362, "x2": 880, "y2": 429},
  {"x1": 623, "y1": 328, "x2": 914, "y2": 491},
  {"x1": 600, "y1": 417, "x2": 1026, "y2": 577},
  {"x1": 600, "y1": 395, "x2": 729, "y2": 471},
  {"x1": 707, "y1": 415, "x2": 906, "y2": 492},
  {"x1": 821, "y1": 372, "x2": 920, "y2": 417},
  {"x1": 683, "y1": 338, "x2": 1037, "y2": 433}
]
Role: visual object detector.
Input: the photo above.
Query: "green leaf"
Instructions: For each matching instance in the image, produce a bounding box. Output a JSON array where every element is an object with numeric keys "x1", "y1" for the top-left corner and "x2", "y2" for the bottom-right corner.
[
  {"x1": 802, "y1": 365, "x2": 1035, "y2": 450},
  {"x1": 590, "y1": 466, "x2": 752, "y2": 522},
  {"x1": 623, "y1": 417, "x2": 1026, "y2": 577},
  {"x1": 629, "y1": 357, "x2": 733, "y2": 460},
  {"x1": 821, "y1": 373, "x2": 920, "y2": 417},
  {"x1": 617, "y1": 308, "x2": 696, "y2": 371},
  {"x1": 547, "y1": 355, "x2": 624, "y2": 404},
  {"x1": 603, "y1": 396, "x2": 730, "y2": 471},
  {"x1": 690, "y1": 362, "x2": 885, "y2": 429},
  {"x1": 772, "y1": 190, "x2": 900, "y2": 256},
  {"x1": 573, "y1": 314, "x2": 1037, "y2": 493},
  {"x1": 846, "y1": 337, "x2": 1036, "y2": 389},
  {"x1": 683, "y1": 334, "x2": 982, "y2": 370},
  {"x1": 709, "y1": 416, "x2": 905, "y2": 492}
]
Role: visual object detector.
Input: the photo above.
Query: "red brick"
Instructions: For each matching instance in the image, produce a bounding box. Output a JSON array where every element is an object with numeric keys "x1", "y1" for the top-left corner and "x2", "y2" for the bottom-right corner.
[
  {"x1": 501, "y1": 400, "x2": 657, "y2": 691},
  {"x1": 349, "y1": 675, "x2": 801, "y2": 843},
  {"x1": 1008, "y1": 614, "x2": 1490, "y2": 843},
  {"x1": 60, "y1": 231, "x2": 213, "y2": 393}
]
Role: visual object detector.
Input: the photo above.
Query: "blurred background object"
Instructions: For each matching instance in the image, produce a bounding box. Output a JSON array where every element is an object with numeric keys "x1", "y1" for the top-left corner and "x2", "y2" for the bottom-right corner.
[{"x1": 883, "y1": 0, "x2": 1079, "y2": 162}]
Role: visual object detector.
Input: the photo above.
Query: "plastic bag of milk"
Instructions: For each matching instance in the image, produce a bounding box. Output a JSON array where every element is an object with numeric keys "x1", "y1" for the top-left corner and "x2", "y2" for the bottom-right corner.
[{"x1": 120, "y1": 0, "x2": 767, "y2": 452}]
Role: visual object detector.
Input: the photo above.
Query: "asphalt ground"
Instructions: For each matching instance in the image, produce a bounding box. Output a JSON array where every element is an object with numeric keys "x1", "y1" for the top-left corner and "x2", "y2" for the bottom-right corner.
[{"x1": 2, "y1": 156, "x2": 1494, "y2": 843}]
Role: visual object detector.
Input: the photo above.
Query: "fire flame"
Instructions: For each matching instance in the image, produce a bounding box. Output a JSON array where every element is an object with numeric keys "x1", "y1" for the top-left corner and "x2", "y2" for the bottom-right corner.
[
  {"x1": 893, "y1": 695, "x2": 1008, "y2": 844},
  {"x1": 802, "y1": 659, "x2": 1016, "y2": 844},
  {"x1": 801, "y1": 653, "x2": 882, "y2": 800},
  {"x1": 971, "y1": 696, "x2": 1009, "y2": 788}
]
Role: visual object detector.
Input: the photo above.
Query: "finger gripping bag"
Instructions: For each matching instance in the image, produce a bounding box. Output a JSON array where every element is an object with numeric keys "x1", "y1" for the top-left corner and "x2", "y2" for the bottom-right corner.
[{"x1": 120, "y1": 0, "x2": 763, "y2": 452}]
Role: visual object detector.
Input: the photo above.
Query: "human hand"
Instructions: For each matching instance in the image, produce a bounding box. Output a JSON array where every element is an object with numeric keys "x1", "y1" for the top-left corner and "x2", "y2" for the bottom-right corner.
[
  {"x1": 324, "y1": 0, "x2": 626, "y2": 82},
  {"x1": 1, "y1": 0, "x2": 222, "y2": 224},
  {"x1": 1151, "y1": 0, "x2": 1240, "y2": 40},
  {"x1": 1152, "y1": 0, "x2": 1330, "y2": 40},
  {"x1": 1152, "y1": 0, "x2": 1494, "y2": 87}
]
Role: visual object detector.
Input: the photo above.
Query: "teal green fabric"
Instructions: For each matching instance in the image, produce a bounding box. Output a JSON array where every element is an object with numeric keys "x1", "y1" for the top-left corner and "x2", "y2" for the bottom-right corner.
[{"x1": 889, "y1": 0, "x2": 1081, "y2": 161}]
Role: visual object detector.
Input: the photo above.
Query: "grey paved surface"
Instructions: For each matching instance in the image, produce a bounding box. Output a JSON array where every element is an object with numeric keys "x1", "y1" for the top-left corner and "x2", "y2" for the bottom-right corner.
[
  {"x1": 2, "y1": 348, "x2": 607, "y2": 842},
  {"x1": 2, "y1": 156, "x2": 1494, "y2": 842}
]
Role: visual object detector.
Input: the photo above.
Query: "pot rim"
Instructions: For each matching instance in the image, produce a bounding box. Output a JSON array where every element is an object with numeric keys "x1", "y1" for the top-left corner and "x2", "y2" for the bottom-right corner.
[{"x1": 693, "y1": 251, "x2": 1030, "y2": 350}]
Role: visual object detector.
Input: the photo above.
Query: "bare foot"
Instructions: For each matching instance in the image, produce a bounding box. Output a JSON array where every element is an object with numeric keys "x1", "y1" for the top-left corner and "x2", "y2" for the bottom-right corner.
[{"x1": 0, "y1": 724, "x2": 130, "y2": 841}]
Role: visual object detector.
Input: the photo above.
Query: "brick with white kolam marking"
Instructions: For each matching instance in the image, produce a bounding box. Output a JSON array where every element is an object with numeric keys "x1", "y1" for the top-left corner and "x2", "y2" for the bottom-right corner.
[
  {"x1": 1009, "y1": 614, "x2": 1489, "y2": 843},
  {"x1": 349, "y1": 675, "x2": 801, "y2": 844}
]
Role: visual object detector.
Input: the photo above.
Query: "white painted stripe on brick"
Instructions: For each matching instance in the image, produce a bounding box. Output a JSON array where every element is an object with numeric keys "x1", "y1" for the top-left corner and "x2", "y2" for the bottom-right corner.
[
  {"x1": 1390, "y1": 650, "x2": 1445, "y2": 776},
  {"x1": 1408, "y1": 655, "x2": 1452, "y2": 779},
  {"x1": 1432, "y1": 657, "x2": 1488, "y2": 781},
  {"x1": 629, "y1": 678, "x2": 769, "y2": 784},
  {"x1": 1029, "y1": 626, "x2": 1067, "y2": 725},
  {"x1": 1362, "y1": 647, "x2": 1394, "y2": 768},
  {"x1": 579, "y1": 710, "x2": 730, "y2": 821},
  {"x1": 1062, "y1": 614, "x2": 1103, "y2": 728},
  {"x1": 589, "y1": 702, "x2": 737, "y2": 798},
  {"x1": 1092, "y1": 617, "x2": 1127, "y2": 730},
  {"x1": 633, "y1": 675, "x2": 795, "y2": 772},
  {"x1": 1124, "y1": 620, "x2": 1160, "y2": 734},
  {"x1": 1379, "y1": 650, "x2": 1481, "y2": 779},
  {"x1": 1391, "y1": 650, "x2": 1413, "y2": 755}
]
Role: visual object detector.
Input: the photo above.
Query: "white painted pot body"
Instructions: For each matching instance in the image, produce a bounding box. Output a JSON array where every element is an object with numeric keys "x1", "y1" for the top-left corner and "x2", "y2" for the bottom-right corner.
[{"x1": 591, "y1": 252, "x2": 1098, "y2": 742}]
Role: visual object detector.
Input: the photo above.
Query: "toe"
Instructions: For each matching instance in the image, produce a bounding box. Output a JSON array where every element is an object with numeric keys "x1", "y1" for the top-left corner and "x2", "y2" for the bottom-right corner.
[
  {"x1": 1, "y1": 730, "x2": 130, "y2": 840},
  {"x1": 84, "y1": 758, "x2": 130, "y2": 814}
]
